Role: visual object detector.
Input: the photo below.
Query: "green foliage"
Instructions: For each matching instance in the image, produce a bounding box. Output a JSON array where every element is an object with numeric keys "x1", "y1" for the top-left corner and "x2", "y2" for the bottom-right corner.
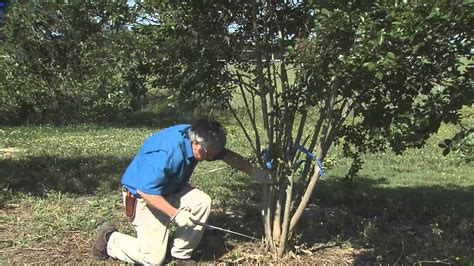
[
  {"x1": 297, "y1": 0, "x2": 473, "y2": 177},
  {"x1": 0, "y1": 2, "x2": 145, "y2": 124},
  {"x1": 130, "y1": 1, "x2": 237, "y2": 109}
]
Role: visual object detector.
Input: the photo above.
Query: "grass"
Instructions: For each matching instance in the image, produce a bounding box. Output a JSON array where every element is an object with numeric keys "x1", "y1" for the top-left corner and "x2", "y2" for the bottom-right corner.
[{"x1": 0, "y1": 112, "x2": 473, "y2": 264}]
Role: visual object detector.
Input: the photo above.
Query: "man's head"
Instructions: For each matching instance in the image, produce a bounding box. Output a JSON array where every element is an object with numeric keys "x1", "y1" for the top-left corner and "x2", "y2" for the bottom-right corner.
[{"x1": 189, "y1": 118, "x2": 226, "y2": 161}]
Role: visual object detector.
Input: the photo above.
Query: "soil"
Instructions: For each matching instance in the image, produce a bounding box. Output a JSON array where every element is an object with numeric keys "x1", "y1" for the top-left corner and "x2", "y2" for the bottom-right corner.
[
  {"x1": 0, "y1": 202, "x2": 369, "y2": 264},
  {"x1": 1, "y1": 233, "x2": 369, "y2": 265}
]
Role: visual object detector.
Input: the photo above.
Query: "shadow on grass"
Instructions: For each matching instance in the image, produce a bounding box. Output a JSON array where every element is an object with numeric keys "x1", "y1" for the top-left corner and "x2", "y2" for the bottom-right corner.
[
  {"x1": 192, "y1": 172, "x2": 474, "y2": 264},
  {"x1": 0, "y1": 155, "x2": 129, "y2": 196},
  {"x1": 0, "y1": 100, "x2": 231, "y2": 129},
  {"x1": 122, "y1": 109, "x2": 195, "y2": 128},
  {"x1": 194, "y1": 175, "x2": 473, "y2": 263},
  {"x1": 111, "y1": 102, "x2": 232, "y2": 129},
  {"x1": 193, "y1": 173, "x2": 264, "y2": 262},
  {"x1": 294, "y1": 176, "x2": 474, "y2": 263},
  {"x1": 196, "y1": 203, "x2": 264, "y2": 262}
]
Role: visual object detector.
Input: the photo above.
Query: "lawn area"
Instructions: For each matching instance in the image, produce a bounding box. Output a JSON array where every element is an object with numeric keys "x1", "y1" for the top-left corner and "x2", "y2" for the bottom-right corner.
[{"x1": 0, "y1": 119, "x2": 472, "y2": 264}]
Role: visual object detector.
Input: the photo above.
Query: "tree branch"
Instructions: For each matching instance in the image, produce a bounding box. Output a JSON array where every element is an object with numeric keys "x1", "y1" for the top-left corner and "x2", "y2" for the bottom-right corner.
[
  {"x1": 236, "y1": 74, "x2": 262, "y2": 155},
  {"x1": 323, "y1": 98, "x2": 350, "y2": 153},
  {"x1": 289, "y1": 78, "x2": 340, "y2": 233},
  {"x1": 289, "y1": 164, "x2": 321, "y2": 232},
  {"x1": 226, "y1": 100, "x2": 258, "y2": 155},
  {"x1": 278, "y1": 162, "x2": 293, "y2": 257},
  {"x1": 293, "y1": 110, "x2": 308, "y2": 161}
]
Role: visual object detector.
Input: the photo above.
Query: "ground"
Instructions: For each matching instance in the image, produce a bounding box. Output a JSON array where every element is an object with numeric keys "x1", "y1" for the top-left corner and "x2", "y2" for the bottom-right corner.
[
  {"x1": 0, "y1": 200, "x2": 372, "y2": 264},
  {"x1": 1, "y1": 193, "x2": 472, "y2": 264},
  {"x1": 0, "y1": 123, "x2": 472, "y2": 264}
]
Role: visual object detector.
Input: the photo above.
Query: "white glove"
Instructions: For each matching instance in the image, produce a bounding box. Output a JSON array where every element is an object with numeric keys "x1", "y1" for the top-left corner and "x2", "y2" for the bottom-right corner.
[
  {"x1": 171, "y1": 208, "x2": 195, "y2": 228},
  {"x1": 251, "y1": 168, "x2": 277, "y2": 184}
]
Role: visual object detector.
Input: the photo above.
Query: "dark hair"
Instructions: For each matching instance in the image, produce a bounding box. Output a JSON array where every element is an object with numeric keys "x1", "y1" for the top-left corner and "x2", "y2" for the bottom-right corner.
[{"x1": 189, "y1": 118, "x2": 226, "y2": 151}]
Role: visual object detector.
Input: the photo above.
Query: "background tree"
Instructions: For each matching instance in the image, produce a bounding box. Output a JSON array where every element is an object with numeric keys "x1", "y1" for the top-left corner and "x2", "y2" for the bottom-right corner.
[{"x1": 0, "y1": 2, "x2": 144, "y2": 123}]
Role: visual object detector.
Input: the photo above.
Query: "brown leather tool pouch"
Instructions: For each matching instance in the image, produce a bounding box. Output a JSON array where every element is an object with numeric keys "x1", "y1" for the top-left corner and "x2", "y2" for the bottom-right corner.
[{"x1": 124, "y1": 191, "x2": 137, "y2": 221}]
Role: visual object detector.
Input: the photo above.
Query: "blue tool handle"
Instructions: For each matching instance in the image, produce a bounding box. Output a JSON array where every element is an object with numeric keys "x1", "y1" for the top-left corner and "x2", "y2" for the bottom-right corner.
[
  {"x1": 295, "y1": 144, "x2": 324, "y2": 176},
  {"x1": 315, "y1": 158, "x2": 324, "y2": 176},
  {"x1": 295, "y1": 144, "x2": 315, "y2": 159},
  {"x1": 264, "y1": 147, "x2": 272, "y2": 170}
]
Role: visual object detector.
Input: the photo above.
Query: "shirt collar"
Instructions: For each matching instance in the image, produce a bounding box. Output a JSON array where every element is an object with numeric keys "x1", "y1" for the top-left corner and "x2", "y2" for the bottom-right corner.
[{"x1": 183, "y1": 131, "x2": 194, "y2": 160}]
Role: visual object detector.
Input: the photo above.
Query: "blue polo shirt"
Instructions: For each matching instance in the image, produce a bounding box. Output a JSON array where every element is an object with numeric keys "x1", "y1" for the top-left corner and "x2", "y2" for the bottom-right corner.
[{"x1": 121, "y1": 124, "x2": 196, "y2": 197}]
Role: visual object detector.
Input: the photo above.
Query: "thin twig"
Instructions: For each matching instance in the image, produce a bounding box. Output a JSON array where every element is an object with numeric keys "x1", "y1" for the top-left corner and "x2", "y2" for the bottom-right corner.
[
  {"x1": 415, "y1": 258, "x2": 453, "y2": 265},
  {"x1": 227, "y1": 100, "x2": 257, "y2": 154},
  {"x1": 193, "y1": 167, "x2": 227, "y2": 176},
  {"x1": 236, "y1": 72, "x2": 261, "y2": 150},
  {"x1": 395, "y1": 233, "x2": 405, "y2": 264}
]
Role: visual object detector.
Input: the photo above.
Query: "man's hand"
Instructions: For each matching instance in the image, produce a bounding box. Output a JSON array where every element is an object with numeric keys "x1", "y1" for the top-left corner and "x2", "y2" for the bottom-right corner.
[
  {"x1": 251, "y1": 168, "x2": 277, "y2": 184},
  {"x1": 137, "y1": 189, "x2": 180, "y2": 218},
  {"x1": 171, "y1": 208, "x2": 195, "y2": 228}
]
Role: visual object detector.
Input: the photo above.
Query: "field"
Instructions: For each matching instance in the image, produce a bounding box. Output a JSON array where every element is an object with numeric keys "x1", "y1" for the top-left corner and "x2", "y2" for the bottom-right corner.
[{"x1": 0, "y1": 112, "x2": 473, "y2": 264}]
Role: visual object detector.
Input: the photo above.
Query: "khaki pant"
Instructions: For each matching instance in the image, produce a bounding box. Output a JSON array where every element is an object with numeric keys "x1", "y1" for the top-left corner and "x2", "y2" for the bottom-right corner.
[{"x1": 106, "y1": 185, "x2": 211, "y2": 265}]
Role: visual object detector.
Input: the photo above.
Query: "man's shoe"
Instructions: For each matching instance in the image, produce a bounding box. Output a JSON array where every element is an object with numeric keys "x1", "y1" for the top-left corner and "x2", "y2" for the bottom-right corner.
[
  {"x1": 92, "y1": 222, "x2": 115, "y2": 259},
  {"x1": 173, "y1": 257, "x2": 197, "y2": 266}
]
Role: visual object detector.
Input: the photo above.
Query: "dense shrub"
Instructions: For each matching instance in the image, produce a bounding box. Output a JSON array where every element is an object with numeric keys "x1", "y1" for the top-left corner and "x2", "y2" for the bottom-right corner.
[{"x1": 0, "y1": 2, "x2": 145, "y2": 124}]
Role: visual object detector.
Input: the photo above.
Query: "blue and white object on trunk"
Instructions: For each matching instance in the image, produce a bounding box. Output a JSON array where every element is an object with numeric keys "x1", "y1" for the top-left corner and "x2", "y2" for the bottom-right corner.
[
  {"x1": 264, "y1": 146, "x2": 272, "y2": 170},
  {"x1": 295, "y1": 144, "x2": 324, "y2": 176}
]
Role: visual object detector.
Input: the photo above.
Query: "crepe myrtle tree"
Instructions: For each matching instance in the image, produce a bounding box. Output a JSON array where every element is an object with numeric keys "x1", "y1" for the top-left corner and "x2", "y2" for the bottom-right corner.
[
  {"x1": 135, "y1": 0, "x2": 472, "y2": 257},
  {"x1": 227, "y1": 0, "x2": 471, "y2": 257}
]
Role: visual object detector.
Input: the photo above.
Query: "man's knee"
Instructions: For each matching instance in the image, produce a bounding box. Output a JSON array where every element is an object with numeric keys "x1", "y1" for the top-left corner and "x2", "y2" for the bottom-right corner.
[
  {"x1": 139, "y1": 250, "x2": 166, "y2": 265},
  {"x1": 181, "y1": 189, "x2": 212, "y2": 213},
  {"x1": 198, "y1": 192, "x2": 212, "y2": 210},
  {"x1": 189, "y1": 188, "x2": 211, "y2": 204},
  {"x1": 189, "y1": 190, "x2": 212, "y2": 213}
]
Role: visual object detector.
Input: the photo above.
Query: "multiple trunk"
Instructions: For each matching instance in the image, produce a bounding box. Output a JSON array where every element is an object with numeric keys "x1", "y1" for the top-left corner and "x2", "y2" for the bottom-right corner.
[{"x1": 224, "y1": 0, "x2": 355, "y2": 257}]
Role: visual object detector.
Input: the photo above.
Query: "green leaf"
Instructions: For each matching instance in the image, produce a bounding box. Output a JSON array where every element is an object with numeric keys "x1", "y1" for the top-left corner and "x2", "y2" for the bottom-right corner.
[
  {"x1": 363, "y1": 62, "x2": 376, "y2": 71},
  {"x1": 321, "y1": 8, "x2": 330, "y2": 17},
  {"x1": 386, "y1": 52, "x2": 395, "y2": 60},
  {"x1": 442, "y1": 148, "x2": 450, "y2": 156},
  {"x1": 375, "y1": 72, "x2": 384, "y2": 80},
  {"x1": 378, "y1": 34, "x2": 384, "y2": 45}
]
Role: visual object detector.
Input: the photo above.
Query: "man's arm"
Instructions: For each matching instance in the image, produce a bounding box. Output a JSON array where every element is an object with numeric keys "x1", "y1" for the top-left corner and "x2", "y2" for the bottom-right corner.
[
  {"x1": 221, "y1": 149, "x2": 253, "y2": 175},
  {"x1": 136, "y1": 189, "x2": 177, "y2": 218},
  {"x1": 221, "y1": 149, "x2": 276, "y2": 184}
]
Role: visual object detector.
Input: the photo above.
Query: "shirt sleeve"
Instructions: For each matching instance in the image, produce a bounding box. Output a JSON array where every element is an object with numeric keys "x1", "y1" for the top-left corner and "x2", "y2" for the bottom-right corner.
[
  {"x1": 137, "y1": 150, "x2": 172, "y2": 195},
  {"x1": 207, "y1": 148, "x2": 229, "y2": 161}
]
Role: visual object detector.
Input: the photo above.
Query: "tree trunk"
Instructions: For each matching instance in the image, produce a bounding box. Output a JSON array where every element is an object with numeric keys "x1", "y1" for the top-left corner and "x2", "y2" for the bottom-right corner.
[{"x1": 251, "y1": 0, "x2": 275, "y2": 250}]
